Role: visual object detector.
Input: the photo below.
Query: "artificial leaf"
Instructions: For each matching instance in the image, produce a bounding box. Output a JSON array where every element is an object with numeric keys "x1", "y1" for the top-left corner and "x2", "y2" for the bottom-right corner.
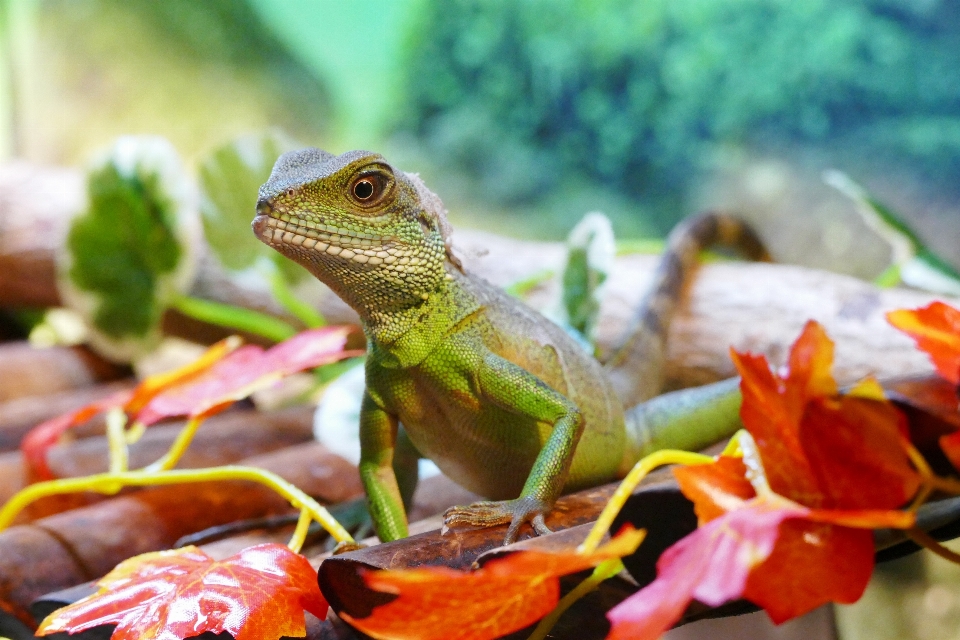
[
  {"x1": 672, "y1": 455, "x2": 753, "y2": 523},
  {"x1": 888, "y1": 301, "x2": 960, "y2": 385},
  {"x1": 20, "y1": 389, "x2": 133, "y2": 481},
  {"x1": 610, "y1": 321, "x2": 921, "y2": 638},
  {"x1": 557, "y1": 211, "x2": 615, "y2": 345},
  {"x1": 341, "y1": 527, "x2": 644, "y2": 640},
  {"x1": 824, "y1": 170, "x2": 960, "y2": 295},
  {"x1": 732, "y1": 320, "x2": 920, "y2": 510},
  {"x1": 134, "y1": 326, "x2": 360, "y2": 425},
  {"x1": 21, "y1": 338, "x2": 238, "y2": 480},
  {"x1": 607, "y1": 499, "x2": 804, "y2": 640},
  {"x1": 58, "y1": 135, "x2": 201, "y2": 362},
  {"x1": 37, "y1": 543, "x2": 327, "y2": 640},
  {"x1": 199, "y1": 131, "x2": 300, "y2": 273}
]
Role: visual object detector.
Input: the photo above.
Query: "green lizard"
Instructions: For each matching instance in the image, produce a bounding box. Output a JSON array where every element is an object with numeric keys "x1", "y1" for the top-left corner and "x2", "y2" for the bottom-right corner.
[{"x1": 253, "y1": 148, "x2": 768, "y2": 544}]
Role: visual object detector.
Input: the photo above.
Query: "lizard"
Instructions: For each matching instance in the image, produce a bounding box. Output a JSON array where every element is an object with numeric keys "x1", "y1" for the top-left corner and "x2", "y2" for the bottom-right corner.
[{"x1": 252, "y1": 148, "x2": 769, "y2": 544}]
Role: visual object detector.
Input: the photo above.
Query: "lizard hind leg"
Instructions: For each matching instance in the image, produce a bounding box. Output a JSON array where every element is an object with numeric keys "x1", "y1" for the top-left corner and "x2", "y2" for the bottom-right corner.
[{"x1": 443, "y1": 496, "x2": 553, "y2": 544}]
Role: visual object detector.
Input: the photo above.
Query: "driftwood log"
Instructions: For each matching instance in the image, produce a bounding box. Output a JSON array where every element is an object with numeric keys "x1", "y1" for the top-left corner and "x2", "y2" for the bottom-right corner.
[{"x1": 1, "y1": 162, "x2": 954, "y2": 386}]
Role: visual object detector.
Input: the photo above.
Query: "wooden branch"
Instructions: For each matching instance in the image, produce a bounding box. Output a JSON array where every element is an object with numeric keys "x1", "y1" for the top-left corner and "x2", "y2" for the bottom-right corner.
[
  {"x1": 1, "y1": 163, "x2": 954, "y2": 388},
  {"x1": 0, "y1": 441, "x2": 362, "y2": 623}
]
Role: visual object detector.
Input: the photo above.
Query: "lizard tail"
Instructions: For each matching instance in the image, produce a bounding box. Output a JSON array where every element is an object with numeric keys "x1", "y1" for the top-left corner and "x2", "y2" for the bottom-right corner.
[
  {"x1": 619, "y1": 377, "x2": 742, "y2": 473},
  {"x1": 602, "y1": 212, "x2": 769, "y2": 409}
]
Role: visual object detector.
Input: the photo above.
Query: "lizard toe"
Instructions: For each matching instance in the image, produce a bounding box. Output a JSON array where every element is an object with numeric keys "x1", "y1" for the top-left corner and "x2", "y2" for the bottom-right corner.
[{"x1": 444, "y1": 496, "x2": 551, "y2": 545}]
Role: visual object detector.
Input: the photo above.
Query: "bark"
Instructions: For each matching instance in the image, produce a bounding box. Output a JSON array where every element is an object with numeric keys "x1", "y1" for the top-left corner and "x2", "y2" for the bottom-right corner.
[
  {"x1": 0, "y1": 342, "x2": 129, "y2": 403},
  {"x1": 0, "y1": 381, "x2": 132, "y2": 453},
  {"x1": 0, "y1": 163, "x2": 954, "y2": 389},
  {"x1": 3, "y1": 406, "x2": 317, "y2": 518},
  {"x1": 0, "y1": 441, "x2": 362, "y2": 624}
]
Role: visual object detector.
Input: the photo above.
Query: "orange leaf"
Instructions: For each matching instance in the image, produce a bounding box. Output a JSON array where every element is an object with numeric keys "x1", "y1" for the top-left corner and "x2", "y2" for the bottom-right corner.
[
  {"x1": 134, "y1": 326, "x2": 360, "y2": 425},
  {"x1": 732, "y1": 320, "x2": 921, "y2": 510},
  {"x1": 888, "y1": 302, "x2": 960, "y2": 384},
  {"x1": 743, "y1": 519, "x2": 873, "y2": 623},
  {"x1": 607, "y1": 492, "x2": 915, "y2": 639},
  {"x1": 37, "y1": 543, "x2": 327, "y2": 640},
  {"x1": 341, "y1": 527, "x2": 644, "y2": 640},
  {"x1": 20, "y1": 338, "x2": 238, "y2": 480},
  {"x1": 672, "y1": 455, "x2": 753, "y2": 523}
]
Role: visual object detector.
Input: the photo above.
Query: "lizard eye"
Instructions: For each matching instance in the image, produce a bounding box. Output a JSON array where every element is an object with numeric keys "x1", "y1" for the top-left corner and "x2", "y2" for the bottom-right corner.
[
  {"x1": 353, "y1": 179, "x2": 375, "y2": 200},
  {"x1": 351, "y1": 174, "x2": 388, "y2": 205}
]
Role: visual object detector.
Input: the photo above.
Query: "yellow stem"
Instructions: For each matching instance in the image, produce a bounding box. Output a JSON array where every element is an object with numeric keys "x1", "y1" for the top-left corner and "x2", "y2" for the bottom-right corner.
[
  {"x1": 720, "y1": 430, "x2": 747, "y2": 457},
  {"x1": 144, "y1": 415, "x2": 206, "y2": 472},
  {"x1": 527, "y1": 558, "x2": 625, "y2": 640},
  {"x1": 0, "y1": 465, "x2": 354, "y2": 543},
  {"x1": 105, "y1": 407, "x2": 129, "y2": 474},
  {"x1": 906, "y1": 527, "x2": 960, "y2": 565},
  {"x1": 288, "y1": 508, "x2": 313, "y2": 553},
  {"x1": 579, "y1": 449, "x2": 713, "y2": 555}
]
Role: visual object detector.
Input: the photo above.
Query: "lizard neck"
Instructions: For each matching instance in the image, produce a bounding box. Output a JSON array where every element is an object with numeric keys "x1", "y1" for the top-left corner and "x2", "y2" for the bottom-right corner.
[{"x1": 362, "y1": 264, "x2": 480, "y2": 368}]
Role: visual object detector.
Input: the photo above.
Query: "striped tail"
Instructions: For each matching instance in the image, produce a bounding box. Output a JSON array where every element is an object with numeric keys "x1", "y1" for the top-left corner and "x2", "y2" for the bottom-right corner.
[{"x1": 603, "y1": 212, "x2": 769, "y2": 409}]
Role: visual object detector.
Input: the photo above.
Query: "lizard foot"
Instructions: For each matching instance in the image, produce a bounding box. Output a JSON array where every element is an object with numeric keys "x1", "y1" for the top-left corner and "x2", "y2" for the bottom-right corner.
[{"x1": 443, "y1": 496, "x2": 552, "y2": 544}]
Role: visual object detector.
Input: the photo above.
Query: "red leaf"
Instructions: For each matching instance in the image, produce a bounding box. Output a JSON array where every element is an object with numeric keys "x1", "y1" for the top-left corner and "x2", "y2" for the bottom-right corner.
[
  {"x1": 20, "y1": 328, "x2": 359, "y2": 479},
  {"x1": 731, "y1": 320, "x2": 921, "y2": 510},
  {"x1": 21, "y1": 389, "x2": 133, "y2": 481},
  {"x1": 888, "y1": 301, "x2": 960, "y2": 384},
  {"x1": 613, "y1": 322, "x2": 922, "y2": 637},
  {"x1": 341, "y1": 528, "x2": 644, "y2": 640},
  {"x1": 135, "y1": 327, "x2": 360, "y2": 425},
  {"x1": 607, "y1": 499, "x2": 805, "y2": 640},
  {"x1": 743, "y1": 520, "x2": 872, "y2": 623},
  {"x1": 36, "y1": 543, "x2": 327, "y2": 640}
]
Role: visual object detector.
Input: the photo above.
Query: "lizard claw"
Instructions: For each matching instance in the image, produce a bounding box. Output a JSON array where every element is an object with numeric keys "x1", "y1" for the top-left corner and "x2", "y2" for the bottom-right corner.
[{"x1": 443, "y1": 496, "x2": 552, "y2": 544}]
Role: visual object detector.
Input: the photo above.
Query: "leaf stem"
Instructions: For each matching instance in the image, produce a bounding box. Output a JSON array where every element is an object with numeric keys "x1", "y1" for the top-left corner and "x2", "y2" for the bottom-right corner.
[
  {"x1": 527, "y1": 558, "x2": 625, "y2": 640},
  {"x1": 171, "y1": 295, "x2": 297, "y2": 343},
  {"x1": 579, "y1": 449, "x2": 713, "y2": 554},
  {"x1": 144, "y1": 415, "x2": 206, "y2": 472},
  {"x1": 288, "y1": 508, "x2": 313, "y2": 553},
  {"x1": 906, "y1": 527, "x2": 960, "y2": 566},
  {"x1": 0, "y1": 465, "x2": 354, "y2": 543}
]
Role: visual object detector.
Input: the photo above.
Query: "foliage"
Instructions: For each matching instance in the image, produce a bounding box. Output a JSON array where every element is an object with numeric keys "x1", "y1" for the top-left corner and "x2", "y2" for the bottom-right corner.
[
  {"x1": 59, "y1": 136, "x2": 200, "y2": 361},
  {"x1": 342, "y1": 528, "x2": 644, "y2": 640},
  {"x1": 199, "y1": 130, "x2": 302, "y2": 274},
  {"x1": 17, "y1": 327, "x2": 359, "y2": 482},
  {"x1": 401, "y1": 0, "x2": 960, "y2": 227},
  {"x1": 36, "y1": 543, "x2": 327, "y2": 640},
  {"x1": 888, "y1": 302, "x2": 960, "y2": 385}
]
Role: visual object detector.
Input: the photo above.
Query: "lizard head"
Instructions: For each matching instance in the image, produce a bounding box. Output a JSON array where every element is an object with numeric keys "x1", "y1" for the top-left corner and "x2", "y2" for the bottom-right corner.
[{"x1": 254, "y1": 148, "x2": 461, "y2": 315}]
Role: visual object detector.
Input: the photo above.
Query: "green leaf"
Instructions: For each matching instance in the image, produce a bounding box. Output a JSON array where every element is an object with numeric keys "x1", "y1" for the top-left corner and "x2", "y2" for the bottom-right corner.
[
  {"x1": 198, "y1": 130, "x2": 305, "y2": 278},
  {"x1": 59, "y1": 136, "x2": 199, "y2": 361},
  {"x1": 824, "y1": 169, "x2": 960, "y2": 295},
  {"x1": 558, "y1": 212, "x2": 614, "y2": 345}
]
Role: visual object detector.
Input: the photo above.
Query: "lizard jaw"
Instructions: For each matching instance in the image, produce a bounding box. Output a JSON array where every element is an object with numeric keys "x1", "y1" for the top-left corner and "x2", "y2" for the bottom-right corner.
[{"x1": 253, "y1": 213, "x2": 413, "y2": 268}]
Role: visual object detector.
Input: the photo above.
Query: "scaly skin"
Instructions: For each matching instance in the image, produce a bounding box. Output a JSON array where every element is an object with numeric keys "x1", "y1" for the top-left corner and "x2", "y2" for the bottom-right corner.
[{"x1": 253, "y1": 148, "x2": 767, "y2": 543}]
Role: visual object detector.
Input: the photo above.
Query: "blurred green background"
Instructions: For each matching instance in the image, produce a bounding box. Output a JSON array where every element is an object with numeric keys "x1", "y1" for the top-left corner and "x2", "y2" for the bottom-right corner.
[
  {"x1": 2, "y1": 3, "x2": 960, "y2": 639},
  {"x1": 1, "y1": 0, "x2": 959, "y2": 277}
]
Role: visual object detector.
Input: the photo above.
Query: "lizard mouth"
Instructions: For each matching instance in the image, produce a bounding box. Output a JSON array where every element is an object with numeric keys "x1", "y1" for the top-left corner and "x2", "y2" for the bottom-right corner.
[{"x1": 253, "y1": 212, "x2": 403, "y2": 267}]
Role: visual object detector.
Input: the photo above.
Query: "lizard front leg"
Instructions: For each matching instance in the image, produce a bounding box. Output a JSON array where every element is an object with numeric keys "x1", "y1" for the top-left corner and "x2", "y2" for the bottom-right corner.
[
  {"x1": 359, "y1": 391, "x2": 409, "y2": 542},
  {"x1": 444, "y1": 352, "x2": 585, "y2": 544}
]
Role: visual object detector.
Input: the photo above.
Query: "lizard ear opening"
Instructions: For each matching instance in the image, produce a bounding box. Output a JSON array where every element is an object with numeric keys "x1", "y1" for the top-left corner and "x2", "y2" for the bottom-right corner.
[{"x1": 404, "y1": 170, "x2": 463, "y2": 271}]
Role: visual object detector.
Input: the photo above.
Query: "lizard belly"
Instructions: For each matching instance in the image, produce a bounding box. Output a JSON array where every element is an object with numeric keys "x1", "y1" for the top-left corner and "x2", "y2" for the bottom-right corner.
[{"x1": 388, "y1": 368, "x2": 547, "y2": 499}]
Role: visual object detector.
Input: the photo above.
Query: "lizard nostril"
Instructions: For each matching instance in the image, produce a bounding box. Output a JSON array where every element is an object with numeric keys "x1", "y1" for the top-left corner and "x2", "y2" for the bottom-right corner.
[{"x1": 256, "y1": 198, "x2": 272, "y2": 216}]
